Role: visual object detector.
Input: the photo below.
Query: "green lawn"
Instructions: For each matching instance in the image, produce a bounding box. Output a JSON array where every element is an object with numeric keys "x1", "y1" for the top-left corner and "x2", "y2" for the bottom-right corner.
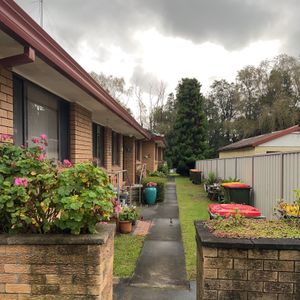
[
  {"x1": 113, "y1": 234, "x2": 145, "y2": 278},
  {"x1": 176, "y1": 176, "x2": 211, "y2": 279}
]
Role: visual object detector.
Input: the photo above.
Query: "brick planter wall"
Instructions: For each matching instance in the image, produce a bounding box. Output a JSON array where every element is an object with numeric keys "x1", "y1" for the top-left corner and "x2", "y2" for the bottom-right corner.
[
  {"x1": 0, "y1": 224, "x2": 115, "y2": 300},
  {"x1": 195, "y1": 221, "x2": 300, "y2": 300}
]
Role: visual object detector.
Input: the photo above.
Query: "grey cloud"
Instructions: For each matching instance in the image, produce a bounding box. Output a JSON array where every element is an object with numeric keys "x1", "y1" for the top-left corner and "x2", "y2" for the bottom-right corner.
[
  {"x1": 131, "y1": 65, "x2": 161, "y2": 92},
  {"x1": 15, "y1": 0, "x2": 300, "y2": 62}
]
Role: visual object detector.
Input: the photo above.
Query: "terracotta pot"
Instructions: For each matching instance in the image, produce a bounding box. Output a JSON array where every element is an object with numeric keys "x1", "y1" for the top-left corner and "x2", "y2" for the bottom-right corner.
[{"x1": 119, "y1": 220, "x2": 132, "y2": 234}]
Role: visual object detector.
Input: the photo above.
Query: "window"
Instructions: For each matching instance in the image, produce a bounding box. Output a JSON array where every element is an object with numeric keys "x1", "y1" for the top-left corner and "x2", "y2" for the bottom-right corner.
[
  {"x1": 112, "y1": 131, "x2": 120, "y2": 165},
  {"x1": 93, "y1": 123, "x2": 105, "y2": 166},
  {"x1": 155, "y1": 144, "x2": 158, "y2": 160},
  {"x1": 136, "y1": 141, "x2": 141, "y2": 161},
  {"x1": 13, "y1": 76, "x2": 69, "y2": 161}
]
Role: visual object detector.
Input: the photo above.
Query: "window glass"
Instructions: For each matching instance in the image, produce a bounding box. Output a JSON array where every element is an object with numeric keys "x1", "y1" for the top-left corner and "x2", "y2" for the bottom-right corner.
[
  {"x1": 27, "y1": 101, "x2": 58, "y2": 160},
  {"x1": 13, "y1": 76, "x2": 69, "y2": 162},
  {"x1": 112, "y1": 132, "x2": 120, "y2": 165},
  {"x1": 93, "y1": 123, "x2": 105, "y2": 166}
]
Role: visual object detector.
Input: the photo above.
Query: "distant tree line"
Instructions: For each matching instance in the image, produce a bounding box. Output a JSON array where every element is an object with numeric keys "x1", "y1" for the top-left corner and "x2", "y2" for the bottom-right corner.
[
  {"x1": 205, "y1": 54, "x2": 300, "y2": 157},
  {"x1": 91, "y1": 54, "x2": 300, "y2": 173},
  {"x1": 153, "y1": 54, "x2": 300, "y2": 163}
]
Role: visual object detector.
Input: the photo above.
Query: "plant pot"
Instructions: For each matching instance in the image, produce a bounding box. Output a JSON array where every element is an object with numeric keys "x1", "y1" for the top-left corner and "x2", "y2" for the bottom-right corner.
[
  {"x1": 119, "y1": 220, "x2": 132, "y2": 234},
  {"x1": 144, "y1": 187, "x2": 157, "y2": 205}
]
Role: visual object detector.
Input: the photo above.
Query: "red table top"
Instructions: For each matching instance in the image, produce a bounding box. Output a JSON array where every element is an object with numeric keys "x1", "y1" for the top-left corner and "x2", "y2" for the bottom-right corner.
[{"x1": 208, "y1": 203, "x2": 261, "y2": 217}]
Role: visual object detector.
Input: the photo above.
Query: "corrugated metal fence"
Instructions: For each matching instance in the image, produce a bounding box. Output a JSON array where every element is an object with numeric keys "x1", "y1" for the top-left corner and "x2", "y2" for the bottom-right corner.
[{"x1": 196, "y1": 152, "x2": 300, "y2": 219}]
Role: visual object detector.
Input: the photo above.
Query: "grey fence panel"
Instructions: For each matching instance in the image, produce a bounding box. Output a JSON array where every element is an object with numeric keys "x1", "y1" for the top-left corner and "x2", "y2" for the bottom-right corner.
[
  {"x1": 283, "y1": 153, "x2": 300, "y2": 203},
  {"x1": 225, "y1": 158, "x2": 236, "y2": 179},
  {"x1": 217, "y1": 159, "x2": 225, "y2": 179},
  {"x1": 253, "y1": 154, "x2": 282, "y2": 219},
  {"x1": 196, "y1": 151, "x2": 300, "y2": 219},
  {"x1": 211, "y1": 160, "x2": 217, "y2": 177},
  {"x1": 195, "y1": 160, "x2": 201, "y2": 170},
  {"x1": 203, "y1": 160, "x2": 209, "y2": 178},
  {"x1": 236, "y1": 157, "x2": 253, "y2": 186}
]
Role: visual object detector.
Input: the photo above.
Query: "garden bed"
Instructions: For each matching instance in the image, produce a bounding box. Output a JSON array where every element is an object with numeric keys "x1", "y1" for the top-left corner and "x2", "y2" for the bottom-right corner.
[
  {"x1": 206, "y1": 218, "x2": 300, "y2": 239},
  {"x1": 195, "y1": 221, "x2": 300, "y2": 300}
]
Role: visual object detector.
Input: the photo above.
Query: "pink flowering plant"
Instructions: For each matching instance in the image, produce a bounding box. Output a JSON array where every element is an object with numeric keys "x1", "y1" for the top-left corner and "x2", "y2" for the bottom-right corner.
[
  {"x1": 0, "y1": 134, "x2": 114, "y2": 234},
  {"x1": 118, "y1": 206, "x2": 138, "y2": 222}
]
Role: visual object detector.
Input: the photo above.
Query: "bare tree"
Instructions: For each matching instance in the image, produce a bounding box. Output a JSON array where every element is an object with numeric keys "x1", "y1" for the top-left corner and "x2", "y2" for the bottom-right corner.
[{"x1": 134, "y1": 80, "x2": 167, "y2": 130}]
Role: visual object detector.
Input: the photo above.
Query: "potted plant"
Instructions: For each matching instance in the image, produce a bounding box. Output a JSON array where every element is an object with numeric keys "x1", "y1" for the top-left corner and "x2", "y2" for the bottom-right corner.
[
  {"x1": 118, "y1": 206, "x2": 138, "y2": 234},
  {"x1": 143, "y1": 181, "x2": 157, "y2": 205}
]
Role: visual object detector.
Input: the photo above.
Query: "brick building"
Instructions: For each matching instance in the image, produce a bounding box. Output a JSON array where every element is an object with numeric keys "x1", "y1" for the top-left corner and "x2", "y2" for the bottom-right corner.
[
  {"x1": 0, "y1": 1, "x2": 166, "y2": 186},
  {"x1": 141, "y1": 133, "x2": 166, "y2": 173}
]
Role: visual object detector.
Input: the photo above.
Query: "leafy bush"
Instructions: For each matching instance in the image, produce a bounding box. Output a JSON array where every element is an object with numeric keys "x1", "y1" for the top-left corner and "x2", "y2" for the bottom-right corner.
[
  {"x1": 176, "y1": 160, "x2": 196, "y2": 176},
  {"x1": 142, "y1": 176, "x2": 167, "y2": 202},
  {"x1": 157, "y1": 162, "x2": 169, "y2": 176},
  {"x1": 0, "y1": 135, "x2": 114, "y2": 235},
  {"x1": 55, "y1": 163, "x2": 114, "y2": 234},
  {"x1": 222, "y1": 177, "x2": 240, "y2": 183},
  {"x1": 148, "y1": 170, "x2": 167, "y2": 178}
]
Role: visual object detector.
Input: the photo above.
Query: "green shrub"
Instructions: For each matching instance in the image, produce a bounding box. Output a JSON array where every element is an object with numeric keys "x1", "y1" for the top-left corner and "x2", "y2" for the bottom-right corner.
[
  {"x1": 157, "y1": 162, "x2": 169, "y2": 176},
  {"x1": 148, "y1": 170, "x2": 167, "y2": 178},
  {"x1": 0, "y1": 135, "x2": 114, "y2": 235},
  {"x1": 222, "y1": 177, "x2": 240, "y2": 183},
  {"x1": 55, "y1": 163, "x2": 115, "y2": 234},
  {"x1": 142, "y1": 176, "x2": 167, "y2": 202}
]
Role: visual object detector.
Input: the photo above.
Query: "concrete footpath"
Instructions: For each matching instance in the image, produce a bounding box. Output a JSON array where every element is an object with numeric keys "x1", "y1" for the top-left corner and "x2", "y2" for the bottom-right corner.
[{"x1": 114, "y1": 177, "x2": 196, "y2": 300}]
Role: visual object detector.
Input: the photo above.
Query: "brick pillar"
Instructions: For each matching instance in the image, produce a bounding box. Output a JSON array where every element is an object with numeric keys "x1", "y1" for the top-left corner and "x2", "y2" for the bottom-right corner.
[
  {"x1": 142, "y1": 141, "x2": 156, "y2": 172},
  {"x1": 123, "y1": 136, "x2": 136, "y2": 184},
  {"x1": 70, "y1": 103, "x2": 92, "y2": 163},
  {"x1": 104, "y1": 127, "x2": 112, "y2": 172},
  {"x1": 0, "y1": 67, "x2": 13, "y2": 138}
]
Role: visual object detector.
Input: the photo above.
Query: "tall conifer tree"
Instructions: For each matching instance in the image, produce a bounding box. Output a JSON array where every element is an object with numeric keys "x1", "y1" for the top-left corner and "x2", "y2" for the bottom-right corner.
[{"x1": 172, "y1": 78, "x2": 208, "y2": 175}]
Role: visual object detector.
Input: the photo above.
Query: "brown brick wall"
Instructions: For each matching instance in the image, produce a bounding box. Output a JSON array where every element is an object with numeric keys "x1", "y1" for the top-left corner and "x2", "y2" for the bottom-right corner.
[
  {"x1": 197, "y1": 244, "x2": 300, "y2": 300},
  {"x1": 142, "y1": 141, "x2": 157, "y2": 172},
  {"x1": 0, "y1": 67, "x2": 13, "y2": 138},
  {"x1": 0, "y1": 226, "x2": 114, "y2": 299},
  {"x1": 123, "y1": 136, "x2": 136, "y2": 184},
  {"x1": 70, "y1": 103, "x2": 93, "y2": 163}
]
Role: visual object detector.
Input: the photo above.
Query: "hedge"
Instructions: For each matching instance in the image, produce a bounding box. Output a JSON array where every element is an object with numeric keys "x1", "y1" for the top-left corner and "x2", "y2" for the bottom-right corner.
[{"x1": 142, "y1": 176, "x2": 167, "y2": 202}]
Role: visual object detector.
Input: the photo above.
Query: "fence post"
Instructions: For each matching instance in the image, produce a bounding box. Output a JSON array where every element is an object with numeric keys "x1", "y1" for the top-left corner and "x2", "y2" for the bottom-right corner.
[
  {"x1": 280, "y1": 154, "x2": 284, "y2": 199},
  {"x1": 216, "y1": 159, "x2": 218, "y2": 178}
]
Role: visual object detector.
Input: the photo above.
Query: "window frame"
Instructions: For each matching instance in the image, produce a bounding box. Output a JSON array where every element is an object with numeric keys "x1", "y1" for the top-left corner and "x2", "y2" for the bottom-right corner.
[
  {"x1": 92, "y1": 123, "x2": 105, "y2": 166},
  {"x1": 13, "y1": 75, "x2": 70, "y2": 161}
]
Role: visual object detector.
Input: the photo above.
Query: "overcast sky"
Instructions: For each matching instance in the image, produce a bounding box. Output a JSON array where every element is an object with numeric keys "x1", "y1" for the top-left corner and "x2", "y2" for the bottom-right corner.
[{"x1": 16, "y1": 0, "x2": 299, "y2": 112}]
